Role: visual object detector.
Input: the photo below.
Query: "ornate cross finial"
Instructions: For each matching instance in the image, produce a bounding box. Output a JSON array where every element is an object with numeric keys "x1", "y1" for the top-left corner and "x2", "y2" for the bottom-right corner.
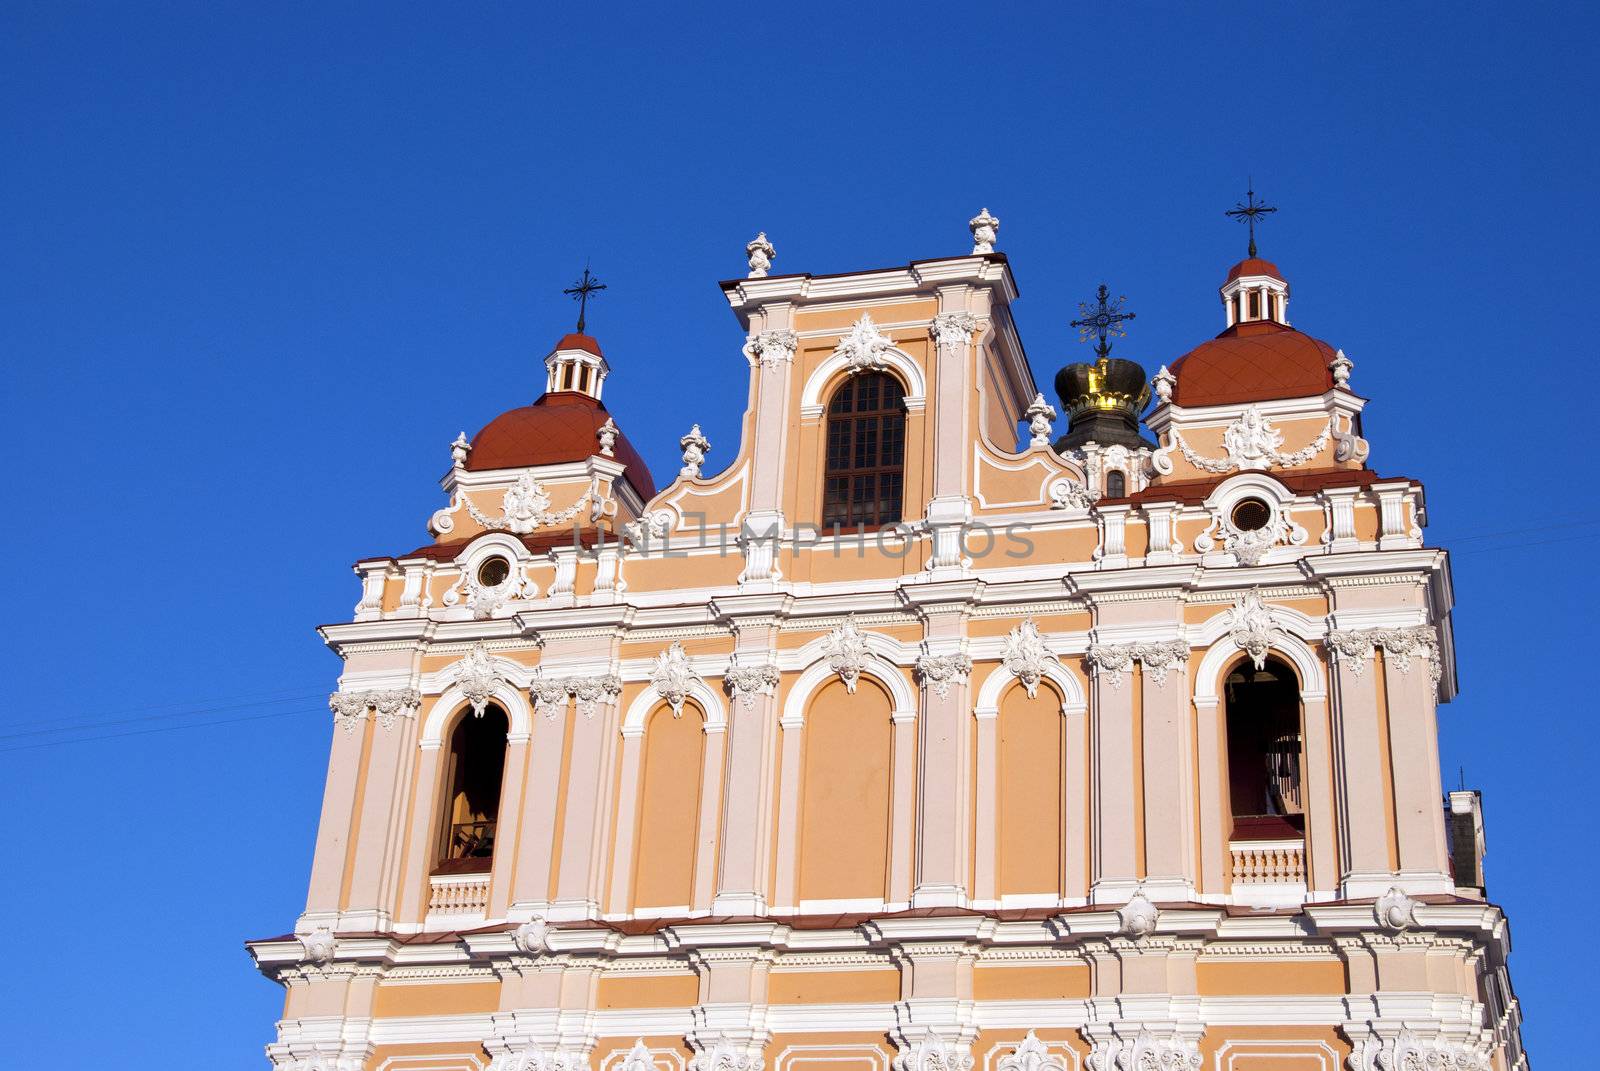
[
  {"x1": 563, "y1": 265, "x2": 607, "y2": 334},
  {"x1": 1070, "y1": 284, "x2": 1135, "y2": 360},
  {"x1": 1225, "y1": 180, "x2": 1277, "y2": 257}
]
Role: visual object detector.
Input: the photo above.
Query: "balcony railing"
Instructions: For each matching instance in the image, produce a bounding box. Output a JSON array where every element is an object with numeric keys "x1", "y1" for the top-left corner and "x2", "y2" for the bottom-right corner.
[
  {"x1": 1229, "y1": 839, "x2": 1307, "y2": 884},
  {"x1": 427, "y1": 871, "x2": 491, "y2": 918}
]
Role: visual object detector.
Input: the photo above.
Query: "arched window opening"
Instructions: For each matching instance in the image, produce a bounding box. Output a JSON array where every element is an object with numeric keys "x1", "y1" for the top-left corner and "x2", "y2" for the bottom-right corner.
[
  {"x1": 436, "y1": 704, "x2": 509, "y2": 873},
  {"x1": 1223, "y1": 657, "x2": 1304, "y2": 840},
  {"x1": 1105, "y1": 470, "x2": 1126, "y2": 498},
  {"x1": 823, "y1": 372, "x2": 906, "y2": 528}
]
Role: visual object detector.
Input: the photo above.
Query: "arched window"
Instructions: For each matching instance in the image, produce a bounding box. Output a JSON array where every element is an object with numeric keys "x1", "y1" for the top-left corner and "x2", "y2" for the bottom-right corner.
[
  {"x1": 823, "y1": 372, "x2": 905, "y2": 528},
  {"x1": 436, "y1": 704, "x2": 509, "y2": 872},
  {"x1": 1223, "y1": 657, "x2": 1304, "y2": 840},
  {"x1": 1105, "y1": 470, "x2": 1126, "y2": 498}
]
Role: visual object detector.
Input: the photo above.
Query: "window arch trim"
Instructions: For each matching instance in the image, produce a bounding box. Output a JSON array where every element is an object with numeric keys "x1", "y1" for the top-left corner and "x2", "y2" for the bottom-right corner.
[
  {"x1": 421, "y1": 678, "x2": 534, "y2": 749},
  {"x1": 799, "y1": 351, "x2": 927, "y2": 418}
]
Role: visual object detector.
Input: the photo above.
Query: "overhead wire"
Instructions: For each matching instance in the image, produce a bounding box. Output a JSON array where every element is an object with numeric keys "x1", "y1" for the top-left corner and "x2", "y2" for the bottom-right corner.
[{"x1": 0, "y1": 515, "x2": 1588, "y2": 754}]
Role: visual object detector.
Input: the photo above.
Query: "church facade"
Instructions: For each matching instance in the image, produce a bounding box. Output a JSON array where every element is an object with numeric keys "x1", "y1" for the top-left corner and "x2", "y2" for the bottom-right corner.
[{"x1": 249, "y1": 210, "x2": 1528, "y2": 1071}]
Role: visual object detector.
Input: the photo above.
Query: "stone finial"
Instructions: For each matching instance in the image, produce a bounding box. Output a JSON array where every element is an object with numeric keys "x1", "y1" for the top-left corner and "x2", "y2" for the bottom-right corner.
[
  {"x1": 1151, "y1": 365, "x2": 1176, "y2": 404},
  {"x1": 680, "y1": 424, "x2": 711, "y2": 478},
  {"x1": 746, "y1": 232, "x2": 775, "y2": 278},
  {"x1": 969, "y1": 207, "x2": 1000, "y2": 254},
  {"x1": 596, "y1": 417, "x2": 618, "y2": 457},
  {"x1": 1330, "y1": 349, "x2": 1353, "y2": 388},
  {"x1": 1024, "y1": 392, "x2": 1057, "y2": 447},
  {"x1": 450, "y1": 431, "x2": 471, "y2": 468}
]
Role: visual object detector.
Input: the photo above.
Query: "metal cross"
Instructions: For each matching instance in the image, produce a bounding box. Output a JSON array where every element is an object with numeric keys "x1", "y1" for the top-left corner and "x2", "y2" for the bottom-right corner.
[
  {"x1": 1225, "y1": 180, "x2": 1277, "y2": 258},
  {"x1": 562, "y1": 265, "x2": 607, "y2": 334},
  {"x1": 1070, "y1": 284, "x2": 1135, "y2": 360}
]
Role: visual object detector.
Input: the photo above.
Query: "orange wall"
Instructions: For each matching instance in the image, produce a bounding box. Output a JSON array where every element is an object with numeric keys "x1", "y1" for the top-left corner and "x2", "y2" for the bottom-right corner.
[
  {"x1": 633, "y1": 703, "x2": 705, "y2": 909},
  {"x1": 998, "y1": 688, "x2": 1063, "y2": 897},
  {"x1": 799, "y1": 678, "x2": 892, "y2": 901}
]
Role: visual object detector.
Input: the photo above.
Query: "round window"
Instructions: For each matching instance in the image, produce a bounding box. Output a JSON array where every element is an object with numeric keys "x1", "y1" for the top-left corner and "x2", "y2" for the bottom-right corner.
[
  {"x1": 1230, "y1": 498, "x2": 1272, "y2": 532},
  {"x1": 476, "y1": 556, "x2": 512, "y2": 588}
]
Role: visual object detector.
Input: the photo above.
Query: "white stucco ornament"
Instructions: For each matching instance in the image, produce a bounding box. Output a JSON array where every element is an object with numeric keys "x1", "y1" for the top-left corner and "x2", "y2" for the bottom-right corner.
[
  {"x1": 996, "y1": 1032, "x2": 1064, "y2": 1071},
  {"x1": 1048, "y1": 477, "x2": 1098, "y2": 511},
  {"x1": 1330, "y1": 349, "x2": 1353, "y2": 387},
  {"x1": 1002, "y1": 620, "x2": 1058, "y2": 699},
  {"x1": 454, "y1": 642, "x2": 505, "y2": 717},
  {"x1": 1137, "y1": 640, "x2": 1190, "y2": 687},
  {"x1": 1375, "y1": 886, "x2": 1418, "y2": 932},
  {"x1": 1345, "y1": 1029, "x2": 1490, "y2": 1071},
  {"x1": 724, "y1": 658, "x2": 781, "y2": 708},
  {"x1": 1117, "y1": 890, "x2": 1159, "y2": 939},
  {"x1": 1151, "y1": 365, "x2": 1176, "y2": 404},
  {"x1": 571, "y1": 674, "x2": 623, "y2": 719},
  {"x1": 834, "y1": 313, "x2": 897, "y2": 374},
  {"x1": 1168, "y1": 406, "x2": 1331, "y2": 475},
  {"x1": 512, "y1": 914, "x2": 550, "y2": 954},
  {"x1": 298, "y1": 926, "x2": 337, "y2": 964},
  {"x1": 915, "y1": 649, "x2": 973, "y2": 699},
  {"x1": 745, "y1": 329, "x2": 798, "y2": 369},
  {"x1": 689, "y1": 1040, "x2": 762, "y2": 1071},
  {"x1": 1024, "y1": 393, "x2": 1057, "y2": 447},
  {"x1": 453, "y1": 472, "x2": 591, "y2": 536},
  {"x1": 327, "y1": 688, "x2": 423, "y2": 733},
  {"x1": 680, "y1": 424, "x2": 711, "y2": 478},
  {"x1": 1086, "y1": 644, "x2": 1136, "y2": 691},
  {"x1": 745, "y1": 231, "x2": 775, "y2": 278},
  {"x1": 823, "y1": 616, "x2": 874, "y2": 694},
  {"x1": 621, "y1": 1040, "x2": 657, "y2": 1071},
  {"x1": 649, "y1": 641, "x2": 702, "y2": 717},
  {"x1": 530, "y1": 669, "x2": 570, "y2": 720},
  {"x1": 894, "y1": 1034, "x2": 974, "y2": 1071},
  {"x1": 596, "y1": 417, "x2": 618, "y2": 457},
  {"x1": 1225, "y1": 590, "x2": 1287, "y2": 671},
  {"x1": 969, "y1": 206, "x2": 1000, "y2": 254},
  {"x1": 929, "y1": 311, "x2": 979, "y2": 349},
  {"x1": 450, "y1": 431, "x2": 472, "y2": 468}
]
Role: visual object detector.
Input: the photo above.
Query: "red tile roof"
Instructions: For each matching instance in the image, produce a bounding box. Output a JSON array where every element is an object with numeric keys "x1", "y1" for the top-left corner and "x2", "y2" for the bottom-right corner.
[
  {"x1": 1169, "y1": 320, "x2": 1336, "y2": 407},
  {"x1": 1225, "y1": 257, "x2": 1284, "y2": 282},
  {"x1": 466, "y1": 392, "x2": 656, "y2": 499}
]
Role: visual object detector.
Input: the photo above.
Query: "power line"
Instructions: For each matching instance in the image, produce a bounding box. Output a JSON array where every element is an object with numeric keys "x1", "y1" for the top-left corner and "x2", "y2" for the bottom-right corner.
[
  {"x1": 0, "y1": 688, "x2": 324, "y2": 739},
  {"x1": 0, "y1": 707, "x2": 324, "y2": 755},
  {"x1": 0, "y1": 684, "x2": 325, "y2": 730}
]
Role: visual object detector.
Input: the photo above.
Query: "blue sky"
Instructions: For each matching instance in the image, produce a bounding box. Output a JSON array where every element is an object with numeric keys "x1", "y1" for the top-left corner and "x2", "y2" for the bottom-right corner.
[{"x1": 2, "y1": 3, "x2": 1593, "y2": 1066}]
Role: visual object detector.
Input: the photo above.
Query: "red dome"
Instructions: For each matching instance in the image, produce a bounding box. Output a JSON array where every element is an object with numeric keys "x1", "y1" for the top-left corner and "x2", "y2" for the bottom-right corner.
[
  {"x1": 1169, "y1": 320, "x2": 1337, "y2": 407},
  {"x1": 555, "y1": 333, "x2": 603, "y2": 357},
  {"x1": 467, "y1": 392, "x2": 657, "y2": 499},
  {"x1": 1225, "y1": 257, "x2": 1284, "y2": 282}
]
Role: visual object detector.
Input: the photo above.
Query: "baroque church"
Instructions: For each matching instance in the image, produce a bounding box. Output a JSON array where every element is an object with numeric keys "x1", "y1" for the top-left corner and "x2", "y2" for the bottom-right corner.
[{"x1": 249, "y1": 205, "x2": 1528, "y2": 1071}]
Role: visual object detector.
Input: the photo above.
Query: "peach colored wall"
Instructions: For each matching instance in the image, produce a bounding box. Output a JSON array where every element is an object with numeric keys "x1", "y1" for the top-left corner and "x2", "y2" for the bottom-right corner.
[
  {"x1": 596, "y1": 972, "x2": 700, "y2": 1008},
  {"x1": 798, "y1": 678, "x2": 892, "y2": 901},
  {"x1": 768, "y1": 968, "x2": 900, "y2": 1003},
  {"x1": 372, "y1": 981, "x2": 500, "y2": 1017},
  {"x1": 1197, "y1": 959, "x2": 1346, "y2": 995},
  {"x1": 972, "y1": 964, "x2": 1092, "y2": 999},
  {"x1": 632, "y1": 703, "x2": 706, "y2": 910},
  {"x1": 997, "y1": 688, "x2": 1063, "y2": 897}
]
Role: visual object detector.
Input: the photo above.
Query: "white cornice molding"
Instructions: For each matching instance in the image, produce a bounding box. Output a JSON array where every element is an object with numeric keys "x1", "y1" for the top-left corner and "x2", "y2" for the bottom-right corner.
[{"x1": 721, "y1": 256, "x2": 1017, "y2": 319}]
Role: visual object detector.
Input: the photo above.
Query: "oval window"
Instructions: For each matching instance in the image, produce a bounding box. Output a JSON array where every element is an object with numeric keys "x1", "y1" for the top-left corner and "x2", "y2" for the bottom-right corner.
[
  {"x1": 476, "y1": 556, "x2": 512, "y2": 588},
  {"x1": 1230, "y1": 499, "x2": 1272, "y2": 532}
]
